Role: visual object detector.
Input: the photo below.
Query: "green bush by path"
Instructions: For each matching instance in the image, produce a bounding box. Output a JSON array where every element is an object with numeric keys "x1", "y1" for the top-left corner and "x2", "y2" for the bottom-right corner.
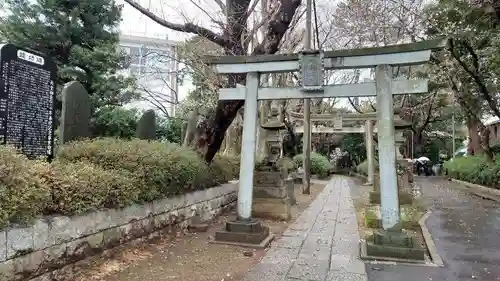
[
  {"x1": 38, "y1": 161, "x2": 140, "y2": 215},
  {"x1": 57, "y1": 138, "x2": 240, "y2": 201},
  {"x1": 444, "y1": 156, "x2": 499, "y2": 188},
  {"x1": 293, "y1": 152, "x2": 332, "y2": 177},
  {"x1": 356, "y1": 160, "x2": 379, "y2": 175},
  {"x1": 0, "y1": 139, "x2": 240, "y2": 227},
  {"x1": 0, "y1": 146, "x2": 51, "y2": 228}
]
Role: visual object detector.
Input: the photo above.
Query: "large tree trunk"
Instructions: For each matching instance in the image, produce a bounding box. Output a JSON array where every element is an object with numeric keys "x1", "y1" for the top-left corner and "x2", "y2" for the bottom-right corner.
[
  {"x1": 123, "y1": 0, "x2": 302, "y2": 163},
  {"x1": 467, "y1": 116, "x2": 482, "y2": 155}
]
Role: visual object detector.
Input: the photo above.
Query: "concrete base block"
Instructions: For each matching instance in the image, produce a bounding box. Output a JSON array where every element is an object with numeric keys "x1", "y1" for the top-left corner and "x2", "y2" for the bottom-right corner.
[
  {"x1": 211, "y1": 219, "x2": 274, "y2": 249},
  {"x1": 363, "y1": 241, "x2": 425, "y2": 261},
  {"x1": 362, "y1": 230, "x2": 425, "y2": 261}
]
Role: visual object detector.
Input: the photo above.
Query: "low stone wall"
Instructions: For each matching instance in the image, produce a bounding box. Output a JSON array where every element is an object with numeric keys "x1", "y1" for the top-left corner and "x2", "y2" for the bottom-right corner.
[{"x1": 0, "y1": 181, "x2": 238, "y2": 281}]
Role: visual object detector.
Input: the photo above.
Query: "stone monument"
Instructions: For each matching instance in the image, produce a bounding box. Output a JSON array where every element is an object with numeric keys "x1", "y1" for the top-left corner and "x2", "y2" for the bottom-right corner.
[
  {"x1": 252, "y1": 106, "x2": 292, "y2": 221},
  {"x1": 0, "y1": 44, "x2": 57, "y2": 161}
]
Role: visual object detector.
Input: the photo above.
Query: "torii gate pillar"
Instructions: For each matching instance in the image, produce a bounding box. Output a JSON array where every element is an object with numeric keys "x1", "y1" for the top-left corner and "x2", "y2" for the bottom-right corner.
[{"x1": 375, "y1": 65, "x2": 399, "y2": 230}]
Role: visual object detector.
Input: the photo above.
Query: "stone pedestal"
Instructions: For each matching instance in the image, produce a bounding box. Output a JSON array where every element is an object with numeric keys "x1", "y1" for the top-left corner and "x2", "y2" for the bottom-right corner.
[
  {"x1": 252, "y1": 170, "x2": 291, "y2": 221},
  {"x1": 213, "y1": 218, "x2": 274, "y2": 248},
  {"x1": 397, "y1": 159, "x2": 413, "y2": 195},
  {"x1": 370, "y1": 168, "x2": 413, "y2": 205},
  {"x1": 286, "y1": 177, "x2": 297, "y2": 205},
  {"x1": 364, "y1": 229, "x2": 425, "y2": 260}
]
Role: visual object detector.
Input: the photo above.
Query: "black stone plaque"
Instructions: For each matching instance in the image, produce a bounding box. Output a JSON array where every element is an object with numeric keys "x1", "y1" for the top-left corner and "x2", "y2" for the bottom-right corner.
[{"x1": 0, "y1": 44, "x2": 57, "y2": 160}]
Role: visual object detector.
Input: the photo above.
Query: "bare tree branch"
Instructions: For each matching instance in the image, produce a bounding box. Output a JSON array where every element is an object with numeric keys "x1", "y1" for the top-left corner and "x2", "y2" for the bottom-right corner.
[{"x1": 123, "y1": 0, "x2": 230, "y2": 46}]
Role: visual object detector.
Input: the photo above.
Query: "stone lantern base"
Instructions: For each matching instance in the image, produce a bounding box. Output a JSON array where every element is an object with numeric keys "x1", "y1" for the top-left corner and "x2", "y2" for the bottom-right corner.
[
  {"x1": 212, "y1": 218, "x2": 275, "y2": 248},
  {"x1": 251, "y1": 170, "x2": 292, "y2": 221},
  {"x1": 369, "y1": 172, "x2": 413, "y2": 205}
]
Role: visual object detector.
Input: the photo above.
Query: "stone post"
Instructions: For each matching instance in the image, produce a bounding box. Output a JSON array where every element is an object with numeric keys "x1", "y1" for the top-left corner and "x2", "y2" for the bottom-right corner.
[{"x1": 365, "y1": 120, "x2": 375, "y2": 186}]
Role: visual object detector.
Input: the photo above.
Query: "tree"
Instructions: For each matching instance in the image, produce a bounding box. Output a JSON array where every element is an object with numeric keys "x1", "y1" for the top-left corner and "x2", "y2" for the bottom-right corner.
[
  {"x1": 423, "y1": 0, "x2": 500, "y2": 159},
  {"x1": 175, "y1": 36, "x2": 225, "y2": 118},
  {"x1": 329, "y1": 0, "x2": 452, "y2": 157},
  {"x1": 0, "y1": 0, "x2": 139, "y2": 112},
  {"x1": 124, "y1": 0, "x2": 302, "y2": 163},
  {"x1": 90, "y1": 106, "x2": 139, "y2": 138}
]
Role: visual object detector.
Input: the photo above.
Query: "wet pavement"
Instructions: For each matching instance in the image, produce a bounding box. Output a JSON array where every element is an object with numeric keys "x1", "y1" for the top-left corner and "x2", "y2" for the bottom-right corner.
[{"x1": 364, "y1": 177, "x2": 500, "y2": 281}]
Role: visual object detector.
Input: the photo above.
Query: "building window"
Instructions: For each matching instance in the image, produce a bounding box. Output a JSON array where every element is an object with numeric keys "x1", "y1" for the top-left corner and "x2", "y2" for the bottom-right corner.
[
  {"x1": 121, "y1": 41, "x2": 177, "y2": 78},
  {"x1": 129, "y1": 46, "x2": 141, "y2": 65}
]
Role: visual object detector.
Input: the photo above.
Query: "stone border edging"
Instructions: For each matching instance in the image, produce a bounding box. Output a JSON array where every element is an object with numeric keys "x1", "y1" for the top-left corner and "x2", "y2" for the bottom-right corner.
[
  {"x1": 418, "y1": 211, "x2": 444, "y2": 267},
  {"x1": 0, "y1": 180, "x2": 239, "y2": 281},
  {"x1": 449, "y1": 179, "x2": 500, "y2": 203}
]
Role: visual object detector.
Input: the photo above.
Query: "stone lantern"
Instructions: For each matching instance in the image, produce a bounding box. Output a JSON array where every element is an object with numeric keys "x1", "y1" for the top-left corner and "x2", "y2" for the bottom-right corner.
[
  {"x1": 393, "y1": 114, "x2": 413, "y2": 196},
  {"x1": 260, "y1": 107, "x2": 286, "y2": 169},
  {"x1": 252, "y1": 105, "x2": 292, "y2": 221},
  {"x1": 394, "y1": 115, "x2": 411, "y2": 160}
]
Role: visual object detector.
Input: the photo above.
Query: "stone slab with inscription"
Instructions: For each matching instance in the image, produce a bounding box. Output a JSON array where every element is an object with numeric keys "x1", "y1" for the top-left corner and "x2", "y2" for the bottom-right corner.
[{"x1": 0, "y1": 44, "x2": 57, "y2": 160}]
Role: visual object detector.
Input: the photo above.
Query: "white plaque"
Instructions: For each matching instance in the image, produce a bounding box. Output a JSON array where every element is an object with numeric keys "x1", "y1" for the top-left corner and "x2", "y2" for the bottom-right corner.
[
  {"x1": 17, "y1": 50, "x2": 45, "y2": 66},
  {"x1": 333, "y1": 115, "x2": 342, "y2": 129}
]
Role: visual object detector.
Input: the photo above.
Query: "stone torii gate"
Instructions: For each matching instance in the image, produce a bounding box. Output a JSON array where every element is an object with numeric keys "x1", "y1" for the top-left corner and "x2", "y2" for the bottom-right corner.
[
  {"x1": 204, "y1": 39, "x2": 445, "y2": 255},
  {"x1": 289, "y1": 111, "x2": 378, "y2": 185},
  {"x1": 290, "y1": 111, "x2": 408, "y2": 186}
]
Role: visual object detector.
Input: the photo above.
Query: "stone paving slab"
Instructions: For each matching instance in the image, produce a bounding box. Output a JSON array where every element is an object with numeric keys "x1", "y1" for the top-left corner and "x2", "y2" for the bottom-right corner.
[{"x1": 244, "y1": 176, "x2": 367, "y2": 281}]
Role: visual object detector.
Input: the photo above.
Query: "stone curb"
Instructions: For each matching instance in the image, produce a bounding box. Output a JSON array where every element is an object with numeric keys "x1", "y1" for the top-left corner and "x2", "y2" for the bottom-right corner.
[
  {"x1": 449, "y1": 179, "x2": 500, "y2": 203},
  {"x1": 418, "y1": 211, "x2": 444, "y2": 267}
]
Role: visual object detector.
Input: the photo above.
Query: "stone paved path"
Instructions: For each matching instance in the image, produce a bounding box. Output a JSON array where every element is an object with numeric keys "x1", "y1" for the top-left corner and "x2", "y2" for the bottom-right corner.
[
  {"x1": 364, "y1": 177, "x2": 500, "y2": 281},
  {"x1": 244, "y1": 176, "x2": 367, "y2": 281}
]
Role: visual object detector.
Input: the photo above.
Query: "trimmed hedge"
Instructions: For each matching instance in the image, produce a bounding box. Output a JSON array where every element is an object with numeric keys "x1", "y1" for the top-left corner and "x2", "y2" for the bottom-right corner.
[
  {"x1": 57, "y1": 138, "x2": 239, "y2": 201},
  {"x1": 293, "y1": 153, "x2": 332, "y2": 177},
  {"x1": 0, "y1": 138, "x2": 240, "y2": 227},
  {"x1": 356, "y1": 160, "x2": 379, "y2": 175},
  {"x1": 444, "y1": 156, "x2": 499, "y2": 189},
  {"x1": 0, "y1": 146, "x2": 51, "y2": 228}
]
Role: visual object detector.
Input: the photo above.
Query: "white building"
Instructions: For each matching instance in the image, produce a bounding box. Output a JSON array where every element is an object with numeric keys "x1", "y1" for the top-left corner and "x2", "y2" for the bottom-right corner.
[{"x1": 119, "y1": 32, "x2": 180, "y2": 116}]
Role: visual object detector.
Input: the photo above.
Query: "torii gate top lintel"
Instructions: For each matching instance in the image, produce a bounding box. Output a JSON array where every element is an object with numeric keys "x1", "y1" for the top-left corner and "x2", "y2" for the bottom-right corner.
[
  {"x1": 205, "y1": 38, "x2": 446, "y2": 101},
  {"x1": 202, "y1": 37, "x2": 447, "y2": 74}
]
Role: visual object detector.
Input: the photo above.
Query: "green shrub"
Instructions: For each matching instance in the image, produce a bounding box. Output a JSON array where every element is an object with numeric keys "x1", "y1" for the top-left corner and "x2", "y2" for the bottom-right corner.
[
  {"x1": 255, "y1": 157, "x2": 297, "y2": 173},
  {"x1": 0, "y1": 139, "x2": 241, "y2": 227},
  {"x1": 491, "y1": 143, "x2": 500, "y2": 156},
  {"x1": 277, "y1": 157, "x2": 298, "y2": 173},
  {"x1": 356, "y1": 160, "x2": 379, "y2": 175},
  {"x1": 56, "y1": 138, "x2": 239, "y2": 201},
  {"x1": 293, "y1": 152, "x2": 332, "y2": 177},
  {"x1": 0, "y1": 146, "x2": 51, "y2": 227},
  {"x1": 38, "y1": 161, "x2": 140, "y2": 215},
  {"x1": 206, "y1": 154, "x2": 240, "y2": 186},
  {"x1": 444, "y1": 156, "x2": 499, "y2": 188}
]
